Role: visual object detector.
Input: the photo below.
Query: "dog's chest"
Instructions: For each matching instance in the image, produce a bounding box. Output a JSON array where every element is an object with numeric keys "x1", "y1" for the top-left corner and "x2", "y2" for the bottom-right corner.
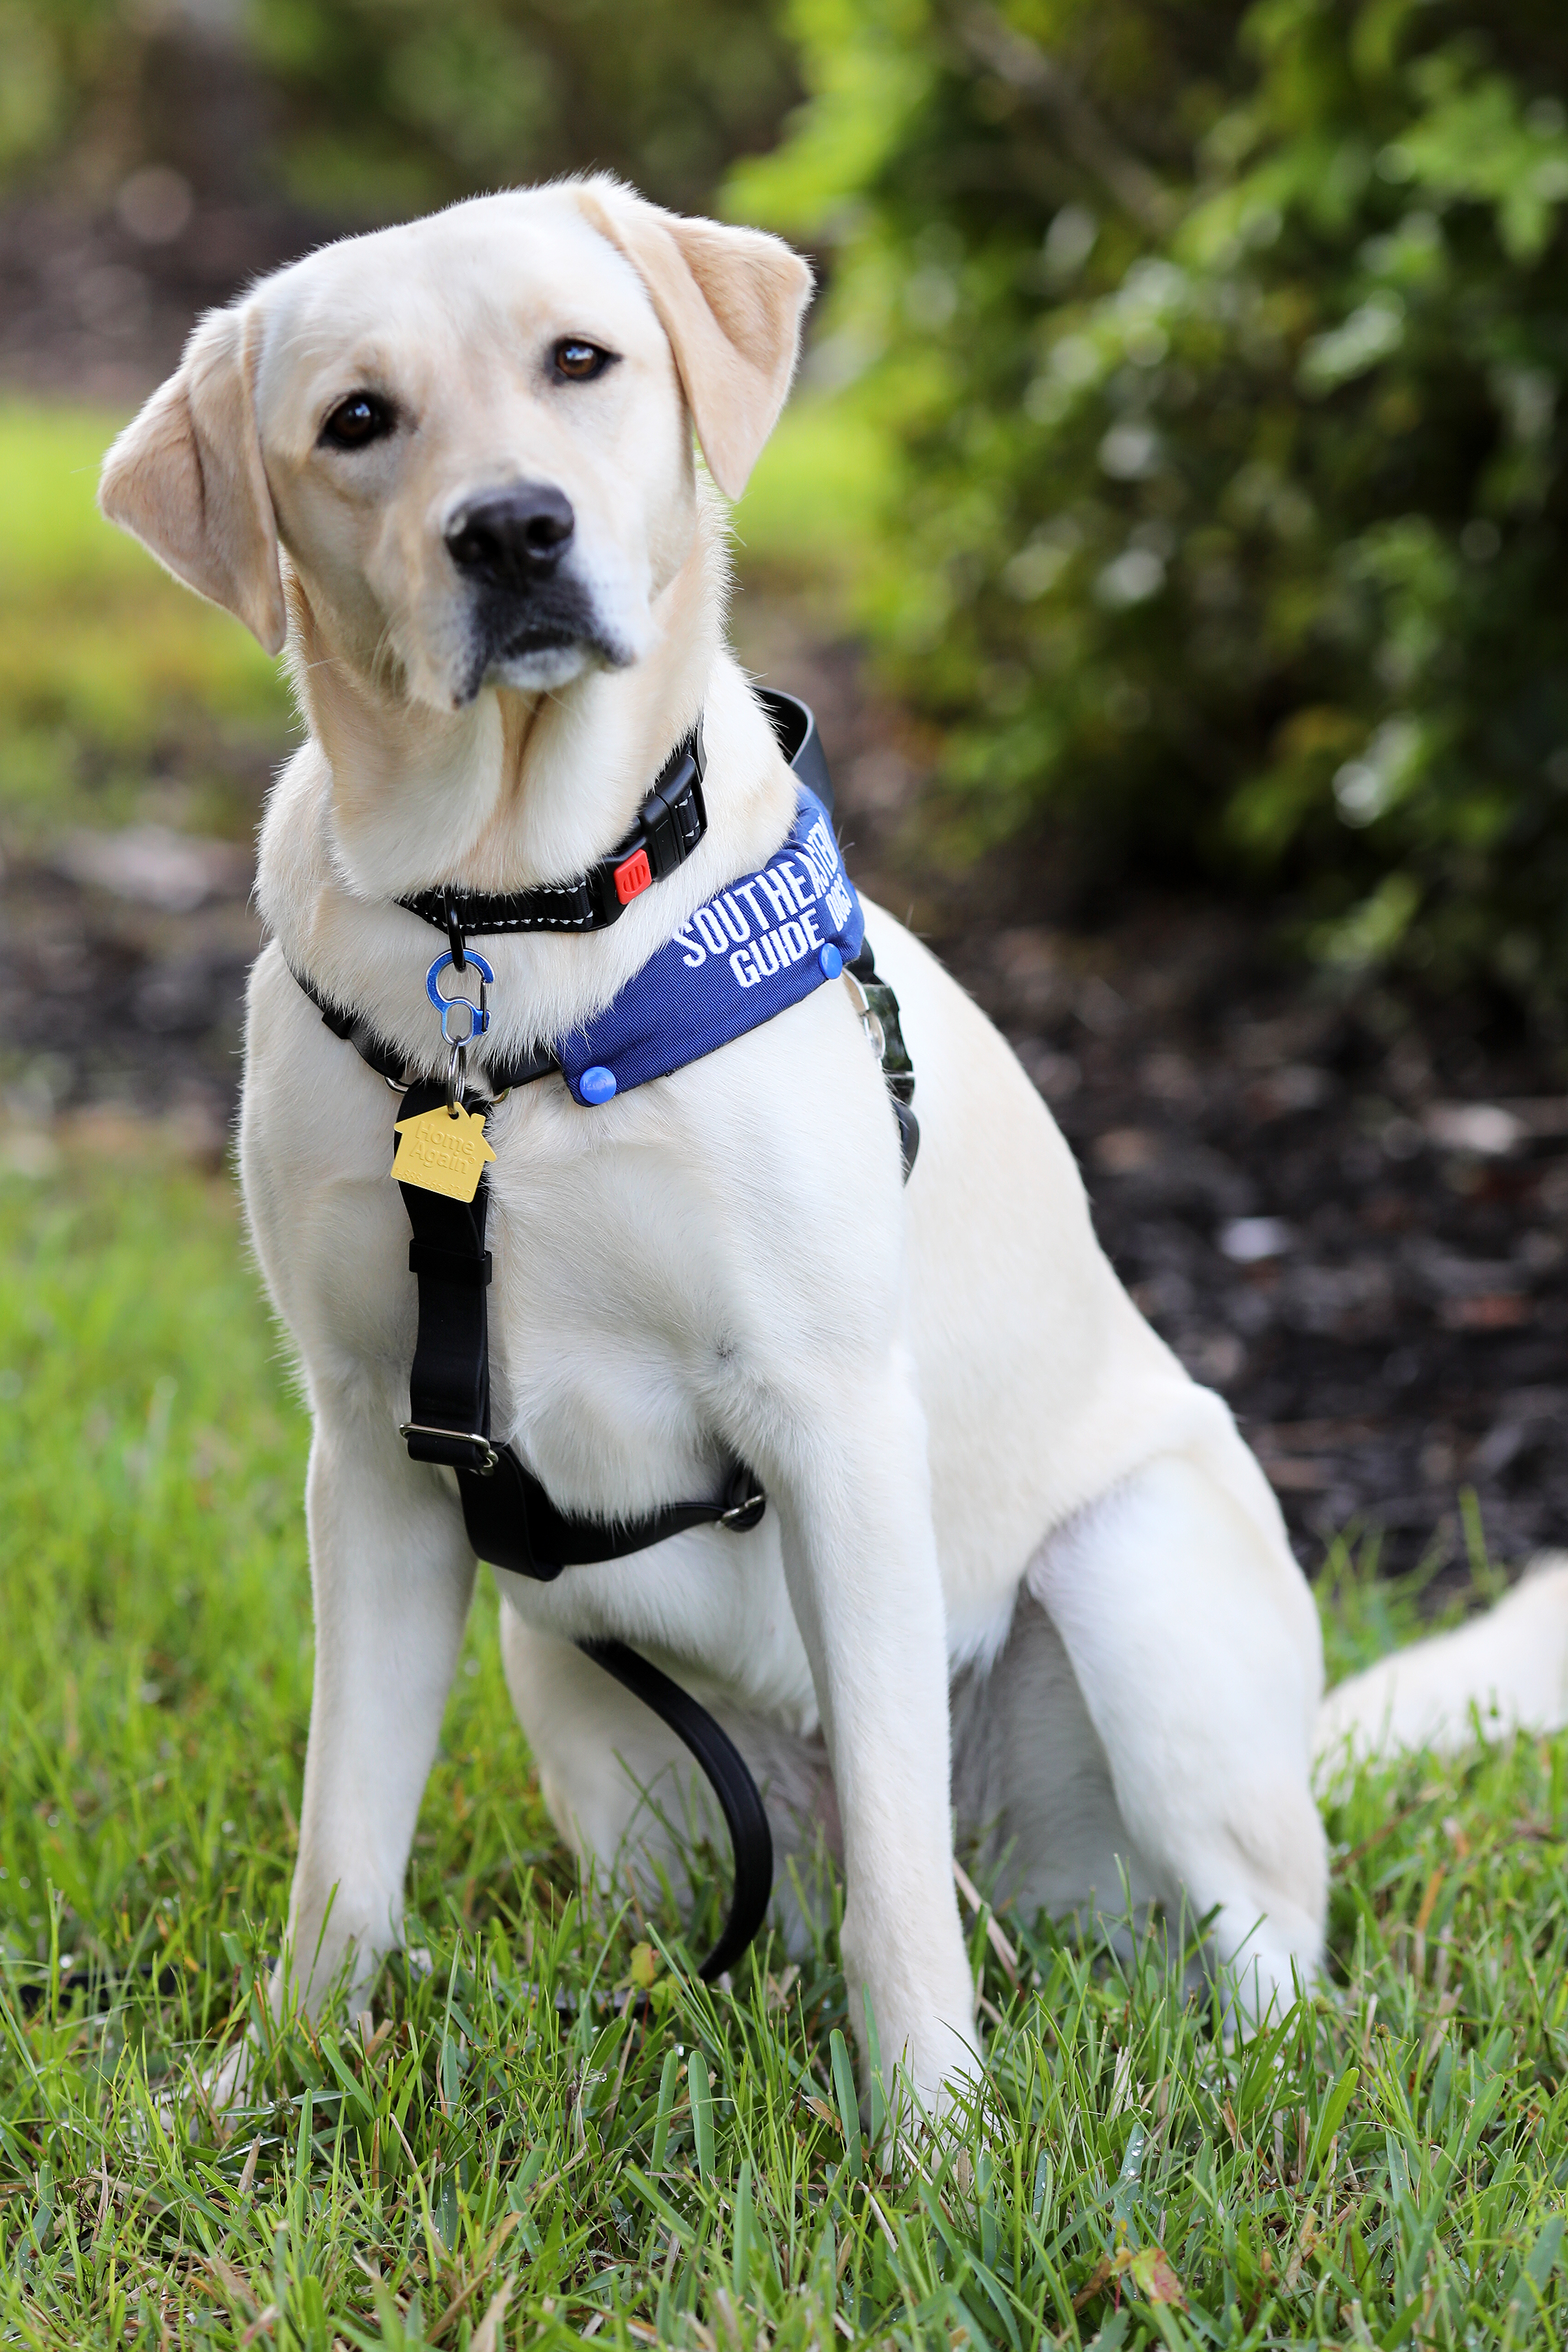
[{"x1": 472, "y1": 1088, "x2": 750, "y2": 1509}]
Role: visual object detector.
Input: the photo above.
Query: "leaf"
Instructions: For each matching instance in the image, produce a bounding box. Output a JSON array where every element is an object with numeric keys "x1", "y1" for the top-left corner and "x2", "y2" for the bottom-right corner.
[
  {"x1": 829, "y1": 2027, "x2": 863, "y2": 2181},
  {"x1": 1128, "y1": 2244, "x2": 1189, "y2": 2308},
  {"x1": 1307, "y1": 2063, "x2": 1360, "y2": 2174},
  {"x1": 1526, "y1": 2213, "x2": 1564, "y2": 2293},
  {"x1": 1076, "y1": 2242, "x2": 1190, "y2": 2313},
  {"x1": 688, "y1": 2054, "x2": 714, "y2": 2185},
  {"x1": 472, "y1": 2276, "x2": 514, "y2": 2352}
]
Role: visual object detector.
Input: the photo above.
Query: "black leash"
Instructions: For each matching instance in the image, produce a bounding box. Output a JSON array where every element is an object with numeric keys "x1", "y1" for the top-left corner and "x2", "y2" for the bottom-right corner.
[
  {"x1": 289, "y1": 691, "x2": 913, "y2": 1980},
  {"x1": 579, "y1": 1641, "x2": 774, "y2": 1983}
]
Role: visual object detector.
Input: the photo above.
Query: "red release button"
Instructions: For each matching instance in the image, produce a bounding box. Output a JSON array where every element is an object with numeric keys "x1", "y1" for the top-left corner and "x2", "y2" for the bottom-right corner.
[{"x1": 613, "y1": 847, "x2": 653, "y2": 904}]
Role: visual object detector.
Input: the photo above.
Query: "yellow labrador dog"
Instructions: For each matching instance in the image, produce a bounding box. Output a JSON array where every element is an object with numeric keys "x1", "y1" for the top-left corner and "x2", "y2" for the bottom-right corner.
[{"x1": 101, "y1": 178, "x2": 1568, "y2": 2110}]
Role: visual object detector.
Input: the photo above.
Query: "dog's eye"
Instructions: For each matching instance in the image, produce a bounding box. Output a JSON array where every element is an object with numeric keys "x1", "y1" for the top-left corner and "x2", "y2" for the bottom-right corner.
[
  {"x1": 553, "y1": 340, "x2": 615, "y2": 383},
  {"x1": 320, "y1": 392, "x2": 395, "y2": 450}
]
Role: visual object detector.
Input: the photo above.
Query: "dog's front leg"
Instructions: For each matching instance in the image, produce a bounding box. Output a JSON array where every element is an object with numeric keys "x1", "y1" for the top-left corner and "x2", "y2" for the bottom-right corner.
[
  {"x1": 768, "y1": 1346, "x2": 977, "y2": 2114},
  {"x1": 281, "y1": 1405, "x2": 476, "y2": 2019}
]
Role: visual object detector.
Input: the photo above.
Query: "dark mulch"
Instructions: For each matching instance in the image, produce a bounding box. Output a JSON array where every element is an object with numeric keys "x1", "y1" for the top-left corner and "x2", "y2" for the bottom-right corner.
[
  {"x1": 0, "y1": 193, "x2": 338, "y2": 405},
  {"x1": 955, "y1": 906, "x2": 1568, "y2": 1586},
  {"x1": 0, "y1": 845, "x2": 262, "y2": 1157}
]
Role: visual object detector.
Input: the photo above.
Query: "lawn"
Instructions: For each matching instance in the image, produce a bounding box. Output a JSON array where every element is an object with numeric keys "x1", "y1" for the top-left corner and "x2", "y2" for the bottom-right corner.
[
  {"x1": 0, "y1": 402, "x2": 289, "y2": 850},
  {"x1": 2, "y1": 1142, "x2": 1566, "y2": 2349}
]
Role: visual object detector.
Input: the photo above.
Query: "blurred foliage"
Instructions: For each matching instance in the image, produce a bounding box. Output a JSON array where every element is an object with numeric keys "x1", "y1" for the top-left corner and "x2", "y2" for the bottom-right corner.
[
  {"x1": 252, "y1": 0, "x2": 800, "y2": 218},
  {"x1": 0, "y1": 0, "x2": 798, "y2": 220},
  {"x1": 735, "y1": 0, "x2": 1568, "y2": 1011}
]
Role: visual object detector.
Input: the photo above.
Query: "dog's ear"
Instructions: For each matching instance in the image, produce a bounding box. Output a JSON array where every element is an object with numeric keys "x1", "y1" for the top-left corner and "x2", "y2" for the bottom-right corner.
[
  {"x1": 99, "y1": 303, "x2": 287, "y2": 655},
  {"x1": 574, "y1": 180, "x2": 813, "y2": 500}
]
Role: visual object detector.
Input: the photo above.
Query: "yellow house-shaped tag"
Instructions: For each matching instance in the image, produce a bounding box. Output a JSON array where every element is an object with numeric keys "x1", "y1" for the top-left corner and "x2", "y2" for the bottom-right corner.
[{"x1": 391, "y1": 1103, "x2": 497, "y2": 1203}]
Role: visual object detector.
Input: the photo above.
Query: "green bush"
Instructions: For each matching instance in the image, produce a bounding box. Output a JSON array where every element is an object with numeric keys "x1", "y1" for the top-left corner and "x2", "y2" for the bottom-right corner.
[
  {"x1": 735, "y1": 0, "x2": 1568, "y2": 1009},
  {"x1": 251, "y1": 0, "x2": 800, "y2": 219}
]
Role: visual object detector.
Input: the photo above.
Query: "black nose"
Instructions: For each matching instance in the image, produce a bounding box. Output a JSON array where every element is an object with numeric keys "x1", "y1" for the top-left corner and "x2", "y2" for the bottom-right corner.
[{"x1": 445, "y1": 483, "x2": 575, "y2": 583}]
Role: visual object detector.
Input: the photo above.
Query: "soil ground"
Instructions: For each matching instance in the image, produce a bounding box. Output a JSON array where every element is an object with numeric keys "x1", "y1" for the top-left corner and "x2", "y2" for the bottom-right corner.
[{"x1": 4, "y1": 202, "x2": 1565, "y2": 1592}]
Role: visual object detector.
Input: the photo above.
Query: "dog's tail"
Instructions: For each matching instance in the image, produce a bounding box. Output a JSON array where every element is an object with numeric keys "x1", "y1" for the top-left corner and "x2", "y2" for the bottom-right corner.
[{"x1": 1313, "y1": 1553, "x2": 1568, "y2": 1773}]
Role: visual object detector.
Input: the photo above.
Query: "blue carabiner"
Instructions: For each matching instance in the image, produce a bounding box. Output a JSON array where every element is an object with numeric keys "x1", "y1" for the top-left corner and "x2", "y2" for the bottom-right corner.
[{"x1": 426, "y1": 948, "x2": 495, "y2": 1039}]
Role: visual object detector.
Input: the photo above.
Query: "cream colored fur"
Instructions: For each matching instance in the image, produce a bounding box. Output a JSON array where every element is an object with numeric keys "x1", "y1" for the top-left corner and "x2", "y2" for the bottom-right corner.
[{"x1": 99, "y1": 178, "x2": 1568, "y2": 2113}]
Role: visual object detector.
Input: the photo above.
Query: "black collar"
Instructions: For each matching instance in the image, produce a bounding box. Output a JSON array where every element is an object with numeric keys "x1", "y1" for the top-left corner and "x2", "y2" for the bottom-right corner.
[
  {"x1": 391, "y1": 691, "x2": 832, "y2": 943},
  {"x1": 397, "y1": 719, "x2": 708, "y2": 941}
]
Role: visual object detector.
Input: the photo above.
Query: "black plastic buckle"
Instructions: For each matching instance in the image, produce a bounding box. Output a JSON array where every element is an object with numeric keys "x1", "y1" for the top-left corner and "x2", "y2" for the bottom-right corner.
[{"x1": 593, "y1": 752, "x2": 708, "y2": 924}]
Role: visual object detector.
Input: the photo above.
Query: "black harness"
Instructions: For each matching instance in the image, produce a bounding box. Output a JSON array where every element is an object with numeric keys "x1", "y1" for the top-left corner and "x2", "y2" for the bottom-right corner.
[{"x1": 289, "y1": 693, "x2": 915, "y2": 1979}]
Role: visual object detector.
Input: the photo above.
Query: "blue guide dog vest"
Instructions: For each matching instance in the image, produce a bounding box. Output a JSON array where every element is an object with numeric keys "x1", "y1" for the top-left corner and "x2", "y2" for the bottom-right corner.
[{"x1": 559, "y1": 787, "x2": 864, "y2": 1106}]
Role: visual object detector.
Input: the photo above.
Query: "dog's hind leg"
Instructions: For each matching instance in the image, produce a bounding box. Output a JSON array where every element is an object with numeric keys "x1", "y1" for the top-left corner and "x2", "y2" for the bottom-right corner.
[
  {"x1": 1025, "y1": 1452, "x2": 1328, "y2": 2023},
  {"x1": 281, "y1": 1408, "x2": 478, "y2": 2017},
  {"x1": 950, "y1": 1590, "x2": 1163, "y2": 1952}
]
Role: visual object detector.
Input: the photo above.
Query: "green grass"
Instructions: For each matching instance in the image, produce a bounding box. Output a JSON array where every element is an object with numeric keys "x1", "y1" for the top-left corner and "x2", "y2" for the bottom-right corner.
[
  {"x1": 0, "y1": 402, "x2": 289, "y2": 845},
  {"x1": 3, "y1": 1144, "x2": 1567, "y2": 2348}
]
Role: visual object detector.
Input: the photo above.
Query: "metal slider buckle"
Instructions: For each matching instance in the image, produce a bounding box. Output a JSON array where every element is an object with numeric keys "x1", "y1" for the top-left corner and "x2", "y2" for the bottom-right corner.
[
  {"x1": 841, "y1": 969, "x2": 886, "y2": 1061},
  {"x1": 400, "y1": 1422, "x2": 499, "y2": 1475},
  {"x1": 718, "y1": 1482, "x2": 766, "y2": 1532}
]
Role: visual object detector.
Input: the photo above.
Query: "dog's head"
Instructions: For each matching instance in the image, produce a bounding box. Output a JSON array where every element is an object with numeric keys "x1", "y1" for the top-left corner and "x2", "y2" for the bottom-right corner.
[{"x1": 99, "y1": 180, "x2": 811, "y2": 712}]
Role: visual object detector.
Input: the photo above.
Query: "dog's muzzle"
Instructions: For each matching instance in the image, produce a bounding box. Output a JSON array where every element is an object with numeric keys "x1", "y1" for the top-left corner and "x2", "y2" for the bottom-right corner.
[{"x1": 444, "y1": 480, "x2": 632, "y2": 700}]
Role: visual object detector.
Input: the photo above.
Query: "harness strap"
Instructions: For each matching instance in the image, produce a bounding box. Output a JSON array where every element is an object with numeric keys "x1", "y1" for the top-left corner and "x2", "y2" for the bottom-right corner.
[
  {"x1": 396, "y1": 1078, "x2": 766, "y2": 1576},
  {"x1": 849, "y1": 941, "x2": 919, "y2": 1178},
  {"x1": 314, "y1": 990, "x2": 416, "y2": 1090},
  {"x1": 395, "y1": 1073, "x2": 773, "y2": 1978},
  {"x1": 299, "y1": 971, "x2": 561, "y2": 1097},
  {"x1": 395, "y1": 1086, "x2": 496, "y2": 1476}
]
